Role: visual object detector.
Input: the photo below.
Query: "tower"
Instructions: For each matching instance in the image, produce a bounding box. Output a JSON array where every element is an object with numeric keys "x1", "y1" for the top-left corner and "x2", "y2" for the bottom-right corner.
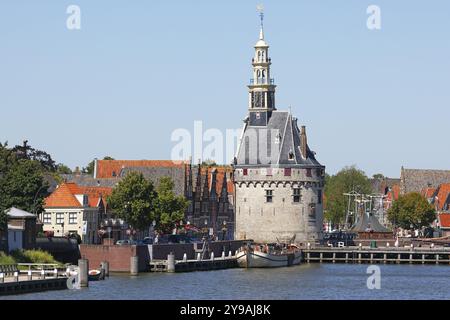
[
  {"x1": 233, "y1": 10, "x2": 326, "y2": 244},
  {"x1": 248, "y1": 9, "x2": 276, "y2": 126}
]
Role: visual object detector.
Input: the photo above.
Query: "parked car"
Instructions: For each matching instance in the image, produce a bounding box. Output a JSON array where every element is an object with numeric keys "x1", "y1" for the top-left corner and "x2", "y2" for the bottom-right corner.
[{"x1": 116, "y1": 239, "x2": 134, "y2": 245}]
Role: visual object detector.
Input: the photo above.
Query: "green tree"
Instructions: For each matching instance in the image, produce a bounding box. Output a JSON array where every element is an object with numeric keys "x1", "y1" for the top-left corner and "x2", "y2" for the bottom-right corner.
[
  {"x1": 324, "y1": 166, "x2": 373, "y2": 227},
  {"x1": 107, "y1": 172, "x2": 157, "y2": 232},
  {"x1": 154, "y1": 177, "x2": 189, "y2": 234},
  {"x1": 387, "y1": 192, "x2": 435, "y2": 230},
  {"x1": 56, "y1": 163, "x2": 72, "y2": 174},
  {"x1": 11, "y1": 140, "x2": 56, "y2": 172}
]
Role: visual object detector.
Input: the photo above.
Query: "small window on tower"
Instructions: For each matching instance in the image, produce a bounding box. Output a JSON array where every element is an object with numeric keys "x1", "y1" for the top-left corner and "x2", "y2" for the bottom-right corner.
[
  {"x1": 306, "y1": 168, "x2": 312, "y2": 177},
  {"x1": 265, "y1": 190, "x2": 273, "y2": 203},
  {"x1": 293, "y1": 188, "x2": 301, "y2": 203}
]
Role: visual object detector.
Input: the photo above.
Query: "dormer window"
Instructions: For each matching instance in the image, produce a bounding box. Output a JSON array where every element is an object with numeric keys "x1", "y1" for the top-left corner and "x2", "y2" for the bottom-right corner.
[{"x1": 288, "y1": 150, "x2": 294, "y2": 160}]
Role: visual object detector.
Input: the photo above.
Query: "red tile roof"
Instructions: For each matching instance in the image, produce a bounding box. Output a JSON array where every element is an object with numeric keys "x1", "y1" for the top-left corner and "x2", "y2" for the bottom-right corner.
[
  {"x1": 96, "y1": 160, "x2": 187, "y2": 178},
  {"x1": 439, "y1": 214, "x2": 450, "y2": 229},
  {"x1": 44, "y1": 183, "x2": 83, "y2": 208},
  {"x1": 421, "y1": 187, "x2": 436, "y2": 199},
  {"x1": 386, "y1": 184, "x2": 400, "y2": 202},
  {"x1": 44, "y1": 183, "x2": 113, "y2": 209},
  {"x1": 435, "y1": 183, "x2": 450, "y2": 211}
]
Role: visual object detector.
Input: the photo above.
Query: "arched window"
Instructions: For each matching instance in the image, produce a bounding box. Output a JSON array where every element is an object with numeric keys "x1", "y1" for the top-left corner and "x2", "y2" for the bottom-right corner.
[
  {"x1": 257, "y1": 51, "x2": 261, "y2": 62},
  {"x1": 261, "y1": 50, "x2": 265, "y2": 62}
]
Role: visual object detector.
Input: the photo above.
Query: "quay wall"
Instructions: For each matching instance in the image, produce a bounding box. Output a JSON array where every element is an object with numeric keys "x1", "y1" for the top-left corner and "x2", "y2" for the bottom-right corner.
[
  {"x1": 79, "y1": 244, "x2": 149, "y2": 272},
  {"x1": 79, "y1": 240, "x2": 248, "y2": 272}
]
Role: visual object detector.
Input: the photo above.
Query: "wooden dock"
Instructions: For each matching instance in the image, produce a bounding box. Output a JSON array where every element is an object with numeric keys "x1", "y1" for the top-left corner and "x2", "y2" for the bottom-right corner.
[
  {"x1": 0, "y1": 263, "x2": 69, "y2": 296},
  {"x1": 303, "y1": 247, "x2": 450, "y2": 265}
]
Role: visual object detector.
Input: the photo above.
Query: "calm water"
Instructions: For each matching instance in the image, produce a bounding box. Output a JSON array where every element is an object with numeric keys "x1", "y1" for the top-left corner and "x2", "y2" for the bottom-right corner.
[{"x1": 2, "y1": 264, "x2": 449, "y2": 300}]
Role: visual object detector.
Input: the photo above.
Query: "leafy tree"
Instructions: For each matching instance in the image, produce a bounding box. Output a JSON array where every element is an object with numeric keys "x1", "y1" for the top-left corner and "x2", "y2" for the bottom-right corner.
[
  {"x1": 11, "y1": 140, "x2": 56, "y2": 172},
  {"x1": 372, "y1": 173, "x2": 385, "y2": 179},
  {"x1": 0, "y1": 159, "x2": 49, "y2": 214},
  {"x1": 56, "y1": 163, "x2": 72, "y2": 174},
  {"x1": 154, "y1": 177, "x2": 189, "y2": 234},
  {"x1": 387, "y1": 192, "x2": 435, "y2": 230},
  {"x1": 324, "y1": 166, "x2": 373, "y2": 227},
  {"x1": 107, "y1": 172, "x2": 157, "y2": 232}
]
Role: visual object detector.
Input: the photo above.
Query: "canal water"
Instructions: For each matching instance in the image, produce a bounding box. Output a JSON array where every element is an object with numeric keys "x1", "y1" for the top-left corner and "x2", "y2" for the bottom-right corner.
[{"x1": 2, "y1": 264, "x2": 449, "y2": 300}]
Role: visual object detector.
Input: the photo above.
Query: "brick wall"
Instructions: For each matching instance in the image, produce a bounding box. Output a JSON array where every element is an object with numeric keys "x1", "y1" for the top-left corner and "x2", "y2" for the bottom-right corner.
[{"x1": 79, "y1": 244, "x2": 149, "y2": 272}]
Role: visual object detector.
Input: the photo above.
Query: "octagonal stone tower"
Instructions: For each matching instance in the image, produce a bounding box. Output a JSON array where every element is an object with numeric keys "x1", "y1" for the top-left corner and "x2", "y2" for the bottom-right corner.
[{"x1": 232, "y1": 15, "x2": 325, "y2": 244}]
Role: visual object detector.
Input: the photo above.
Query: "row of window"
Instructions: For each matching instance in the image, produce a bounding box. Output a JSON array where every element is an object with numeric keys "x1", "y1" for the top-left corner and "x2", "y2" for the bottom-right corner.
[
  {"x1": 264, "y1": 189, "x2": 322, "y2": 204},
  {"x1": 242, "y1": 168, "x2": 323, "y2": 177},
  {"x1": 43, "y1": 212, "x2": 78, "y2": 225}
]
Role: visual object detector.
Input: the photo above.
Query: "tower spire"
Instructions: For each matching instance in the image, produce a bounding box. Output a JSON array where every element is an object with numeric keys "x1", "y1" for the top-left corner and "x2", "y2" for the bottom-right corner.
[{"x1": 257, "y1": 4, "x2": 264, "y2": 40}]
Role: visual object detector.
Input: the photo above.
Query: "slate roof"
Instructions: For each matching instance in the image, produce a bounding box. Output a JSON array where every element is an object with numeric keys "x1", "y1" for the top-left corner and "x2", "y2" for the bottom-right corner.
[
  {"x1": 351, "y1": 212, "x2": 392, "y2": 233},
  {"x1": 120, "y1": 166, "x2": 185, "y2": 196},
  {"x1": 235, "y1": 111, "x2": 322, "y2": 167},
  {"x1": 5, "y1": 207, "x2": 36, "y2": 218},
  {"x1": 400, "y1": 168, "x2": 450, "y2": 194}
]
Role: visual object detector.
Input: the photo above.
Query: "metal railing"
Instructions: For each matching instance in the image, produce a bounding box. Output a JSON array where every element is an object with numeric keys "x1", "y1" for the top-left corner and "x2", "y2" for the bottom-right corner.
[{"x1": 250, "y1": 78, "x2": 274, "y2": 85}]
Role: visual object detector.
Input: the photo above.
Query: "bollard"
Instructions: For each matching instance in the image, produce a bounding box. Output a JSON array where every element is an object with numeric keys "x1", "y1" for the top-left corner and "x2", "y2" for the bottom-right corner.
[
  {"x1": 41, "y1": 269, "x2": 45, "y2": 280},
  {"x1": 222, "y1": 251, "x2": 225, "y2": 259},
  {"x1": 235, "y1": 250, "x2": 239, "y2": 257},
  {"x1": 78, "y1": 258, "x2": 89, "y2": 287},
  {"x1": 101, "y1": 261, "x2": 110, "y2": 278},
  {"x1": 307, "y1": 242, "x2": 311, "y2": 249},
  {"x1": 386, "y1": 242, "x2": 390, "y2": 247},
  {"x1": 14, "y1": 271, "x2": 19, "y2": 282},
  {"x1": 27, "y1": 270, "x2": 32, "y2": 281},
  {"x1": 130, "y1": 256, "x2": 139, "y2": 276},
  {"x1": 0, "y1": 273, "x2": 4, "y2": 283},
  {"x1": 211, "y1": 252, "x2": 215, "y2": 261},
  {"x1": 167, "y1": 253, "x2": 175, "y2": 273},
  {"x1": 228, "y1": 251, "x2": 232, "y2": 258},
  {"x1": 197, "y1": 253, "x2": 201, "y2": 261},
  {"x1": 183, "y1": 253, "x2": 187, "y2": 262},
  {"x1": 54, "y1": 268, "x2": 58, "y2": 278}
]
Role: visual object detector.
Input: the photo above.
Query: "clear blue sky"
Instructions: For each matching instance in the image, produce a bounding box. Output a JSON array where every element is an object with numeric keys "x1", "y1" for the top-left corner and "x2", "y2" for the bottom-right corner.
[{"x1": 1, "y1": 0, "x2": 449, "y2": 178}]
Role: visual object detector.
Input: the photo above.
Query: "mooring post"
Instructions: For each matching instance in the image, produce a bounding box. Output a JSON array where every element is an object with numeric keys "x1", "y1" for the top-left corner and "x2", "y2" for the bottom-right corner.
[
  {"x1": 27, "y1": 270, "x2": 32, "y2": 281},
  {"x1": 332, "y1": 253, "x2": 336, "y2": 264},
  {"x1": 14, "y1": 271, "x2": 19, "y2": 282},
  {"x1": 384, "y1": 253, "x2": 387, "y2": 264},
  {"x1": 54, "y1": 268, "x2": 58, "y2": 278},
  {"x1": 307, "y1": 252, "x2": 311, "y2": 263},
  {"x1": 167, "y1": 252, "x2": 175, "y2": 273},
  {"x1": 358, "y1": 253, "x2": 362, "y2": 264},
  {"x1": 78, "y1": 258, "x2": 89, "y2": 287},
  {"x1": 436, "y1": 254, "x2": 439, "y2": 265},
  {"x1": 211, "y1": 252, "x2": 215, "y2": 261},
  {"x1": 228, "y1": 251, "x2": 232, "y2": 258},
  {"x1": 345, "y1": 253, "x2": 348, "y2": 264},
  {"x1": 40, "y1": 269, "x2": 45, "y2": 280},
  {"x1": 422, "y1": 254, "x2": 425, "y2": 264},
  {"x1": 319, "y1": 252, "x2": 323, "y2": 263},
  {"x1": 183, "y1": 253, "x2": 187, "y2": 262},
  {"x1": 0, "y1": 272, "x2": 4, "y2": 283},
  {"x1": 130, "y1": 256, "x2": 139, "y2": 275},
  {"x1": 197, "y1": 253, "x2": 201, "y2": 261},
  {"x1": 397, "y1": 253, "x2": 401, "y2": 264},
  {"x1": 101, "y1": 261, "x2": 110, "y2": 277}
]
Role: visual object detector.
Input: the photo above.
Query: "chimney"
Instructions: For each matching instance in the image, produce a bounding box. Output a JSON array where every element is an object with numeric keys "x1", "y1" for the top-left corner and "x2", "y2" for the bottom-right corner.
[
  {"x1": 300, "y1": 126, "x2": 308, "y2": 159},
  {"x1": 93, "y1": 158, "x2": 98, "y2": 179}
]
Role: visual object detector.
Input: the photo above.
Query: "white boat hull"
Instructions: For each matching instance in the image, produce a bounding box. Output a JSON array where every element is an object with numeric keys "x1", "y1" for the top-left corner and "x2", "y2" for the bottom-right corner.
[{"x1": 236, "y1": 250, "x2": 302, "y2": 268}]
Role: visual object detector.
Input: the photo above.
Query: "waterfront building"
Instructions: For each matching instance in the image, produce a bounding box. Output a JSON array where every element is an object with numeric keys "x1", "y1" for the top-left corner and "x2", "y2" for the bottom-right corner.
[
  {"x1": 43, "y1": 183, "x2": 112, "y2": 244},
  {"x1": 6, "y1": 207, "x2": 37, "y2": 252},
  {"x1": 232, "y1": 15, "x2": 325, "y2": 243},
  {"x1": 184, "y1": 163, "x2": 234, "y2": 239},
  {"x1": 63, "y1": 160, "x2": 236, "y2": 238}
]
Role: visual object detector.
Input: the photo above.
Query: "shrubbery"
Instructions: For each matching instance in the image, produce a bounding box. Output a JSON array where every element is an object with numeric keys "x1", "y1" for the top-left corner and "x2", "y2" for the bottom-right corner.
[{"x1": 1, "y1": 249, "x2": 59, "y2": 265}]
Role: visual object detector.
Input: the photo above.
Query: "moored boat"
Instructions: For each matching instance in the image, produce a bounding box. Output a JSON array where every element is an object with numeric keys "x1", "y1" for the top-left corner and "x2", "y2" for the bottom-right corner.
[
  {"x1": 88, "y1": 269, "x2": 102, "y2": 281},
  {"x1": 236, "y1": 242, "x2": 302, "y2": 268}
]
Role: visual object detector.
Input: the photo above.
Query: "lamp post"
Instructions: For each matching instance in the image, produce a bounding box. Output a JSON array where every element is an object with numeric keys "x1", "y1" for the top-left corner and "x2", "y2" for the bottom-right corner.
[
  {"x1": 222, "y1": 221, "x2": 227, "y2": 241},
  {"x1": 204, "y1": 219, "x2": 208, "y2": 240}
]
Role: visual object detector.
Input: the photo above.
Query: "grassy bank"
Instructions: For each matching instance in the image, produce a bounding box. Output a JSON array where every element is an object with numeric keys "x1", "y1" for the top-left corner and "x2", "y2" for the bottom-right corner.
[{"x1": 0, "y1": 249, "x2": 60, "y2": 266}]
